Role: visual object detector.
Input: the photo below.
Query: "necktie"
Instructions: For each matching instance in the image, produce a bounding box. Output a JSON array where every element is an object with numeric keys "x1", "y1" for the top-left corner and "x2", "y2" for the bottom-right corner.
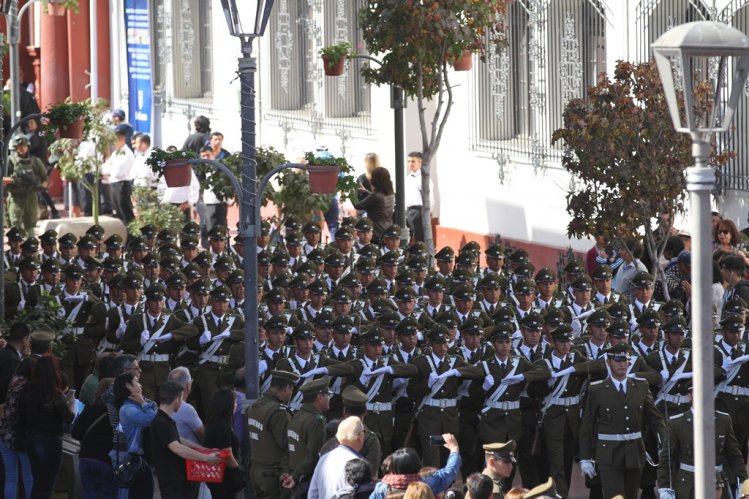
[
  {"x1": 528, "y1": 348, "x2": 535, "y2": 360},
  {"x1": 603, "y1": 296, "x2": 608, "y2": 305},
  {"x1": 489, "y1": 304, "x2": 495, "y2": 314},
  {"x1": 338, "y1": 351, "x2": 346, "y2": 361},
  {"x1": 272, "y1": 352, "x2": 280, "y2": 363},
  {"x1": 439, "y1": 358, "x2": 448, "y2": 373},
  {"x1": 432, "y1": 307, "x2": 438, "y2": 318},
  {"x1": 731, "y1": 347, "x2": 739, "y2": 360},
  {"x1": 498, "y1": 362, "x2": 506, "y2": 378},
  {"x1": 618, "y1": 382, "x2": 625, "y2": 394},
  {"x1": 469, "y1": 351, "x2": 477, "y2": 364}
]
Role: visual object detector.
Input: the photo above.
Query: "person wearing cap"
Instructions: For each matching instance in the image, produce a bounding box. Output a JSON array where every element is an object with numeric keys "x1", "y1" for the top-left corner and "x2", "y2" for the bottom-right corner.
[
  {"x1": 6, "y1": 134, "x2": 47, "y2": 232},
  {"x1": 263, "y1": 288, "x2": 301, "y2": 328},
  {"x1": 329, "y1": 227, "x2": 359, "y2": 272},
  {"x1": 564, "y1": 276, "x2": 596, "y2": 337},
  {"x1": 580, "y1": 344, "x2": 666, "y2": 499},
  {"x1": 394, "y1": 286, "x2": 427, "y2": 330},
  {"x1": 120, "y1": 284, "x2": 196, "y2": 400},
  {"x1": 533, "y1": 267, "x2": 566, "y2": 311},
  {"x1": 206, "y1": 225, "x2": 229, "y2": 263},
  {"x1": 522, "y1": 477, "x2": 562, "y2": 499},
  {"x1": 481, "y1": 243, "x2": 506, "y2": 279},
  {"x1": 631, "y1": 309, "x2": 662, "y2": 357},
  {"x1": 591, "y1": 264, "x2": 628, "y2": 308},
  {"x1": 299, "y1": 281, "x2": 330, "y2": 323},
  {"x1": 408, "y1": 325, "x2": 483, "y2": 467},
  {"x1": 433, "y1": 246, "x2": 455, "y2": 278},
  {"x1": 714, "y1": 314, "x2": 749, "y2": 462},
  {"x1": 481, "y1": 441, "x2": 517, "y2": 498},
  {"x1": 340, "y1": 327, "x2": 417, "y2": 455},
  {"x1": 530, "y1": 324, "x2": 588, "y2": 498},
  {"x1": 386, "y1": 316, "x2": 424, "y2": 450},
  {"x1": 629, "y1": 271, "x2": 662, "y2": 321},
  {"x1": 512, "y1": 277, "x2": 540, "y2": 320},
  {"x1": 474, "y1": 273, "x2": 509, "y2": 316},
  {"x1": 353, "y1": 218, "x2": 374, "y2": 249},
  {"x1": 453, "y1": 286, "x2": 492, "y2": 329},
  {"x1": 323, "y1": 252, "x2": 347, "y2": 293},
  {"x1": 287, "y1": 376, "x2": 332, "y2": 495},
  {"x1": 257, "y1": 315, "x2": 294, "y2": 391},
  {"x1": 311, "y1": 315, "x2": 360, "y2": 418},
  {"x1": 39, "y1": 229, "x2": 60, "y2": 262},
  {"x1": 657, "y1": 384, "x2": 746, "y2": 499},
  {"x1": 644, "y1": 317, "x2": 696, "y2": 416},
  {"x1": 4, "y1": 226, "x2": 26, "y2": 272},
  {"x1": 54, "y1": 264, "x2": 101, "y2": 391},
  {"x1": 311, "y1": 310, "x2": 335, "y2": 352},
  {"x1": 246, "y1": 369, "x2": 299, "y2": 497},
  {"x1": 4, "y1": 256, "x2": 41, "y2": 319},
  {"x1": 575, "y1": 308, "x2": 611, "y2": 360},
  {"x1": 301, "y1": 221, "x2": 322, "y2": 254},
  {"x1": 423, "y1": 275, "x2": 453, "y2": 323},
  {"x1": 92, "y1": 273, "x2": 145, "y2": 354},
  {"x1": 479, "y1": 323, "x2": 546, "y2": 480},
  {"x1": 39, "y1": 257, "x2": 62, "y2": 295},
  {"x1": 81, "y1": 255, "x2": 105, "y2": 302},
  {"x1": 163, "y1": 271, "x2": 188, "y2": 314}
]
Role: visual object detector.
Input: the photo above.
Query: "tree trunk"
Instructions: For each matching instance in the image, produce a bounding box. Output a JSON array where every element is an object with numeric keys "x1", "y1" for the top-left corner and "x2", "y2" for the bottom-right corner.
[{"x1": 421, "y1": 151, "x2": 435, "y2": 261}]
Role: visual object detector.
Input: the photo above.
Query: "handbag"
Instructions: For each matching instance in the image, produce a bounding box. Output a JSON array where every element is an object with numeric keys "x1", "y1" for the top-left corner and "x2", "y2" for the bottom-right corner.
[{"x1": 112, "y1": 427, "x2": 147, "y2": 488}]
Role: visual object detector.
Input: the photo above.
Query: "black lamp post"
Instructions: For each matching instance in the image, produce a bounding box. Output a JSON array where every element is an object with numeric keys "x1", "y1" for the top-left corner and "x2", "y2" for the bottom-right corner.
[{"x1": 219, "y1": 0, "x2": 275, "y2": 413}]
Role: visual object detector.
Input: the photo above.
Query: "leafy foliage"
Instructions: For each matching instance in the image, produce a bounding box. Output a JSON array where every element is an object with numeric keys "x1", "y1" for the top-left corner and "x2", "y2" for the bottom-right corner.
[
  {"x1": 44, "y1": 98, "x2": 89, "y2": 131},
  {"x1": 319, "y1": 41, "x2": 353, "y2": 67},
  {"x1": 128, "y1": 186, "x2": 185, "y2": 235},
  {"x1": 192, "y1": 152, "x2": 242, "y2": 203},
  {"x1": 551, "y1": 60, "x2": 733, "y2": 263},
  {"x1": 4, "y1": 292, "x2": 70, "y2": 359},
  {"x1": 146, "y1": 148, "x2": 198, "y2": 178}
]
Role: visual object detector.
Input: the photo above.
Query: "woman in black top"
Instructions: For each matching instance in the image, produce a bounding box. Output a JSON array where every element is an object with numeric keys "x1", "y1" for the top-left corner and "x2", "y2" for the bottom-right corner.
[
  {"x1": 356, "y1": 153, "x2": 381, "y2": 216},
  {"x1": 203, "y1": 388, "x2": 243, "y2": 498},
  {"x1": 71, "y1": 378, "x2": 116, "y2": 499},
  {"x1": 22, "y1": 355, "x2": 75, "y2": 499},
  {"x1": 354, "y1": 166, "x2": 396, "y2": 243}
]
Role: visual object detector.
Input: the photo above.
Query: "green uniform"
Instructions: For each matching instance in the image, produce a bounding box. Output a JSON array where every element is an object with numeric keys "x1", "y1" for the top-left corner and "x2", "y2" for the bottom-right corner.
[
  {"x1": 247, "y1": 392, "x2": 292, "y2": 499},
  {"x1": 287, "y1": 402, "x2": 326, "y2": 491},
  {"x1": 3, "y1": 279, "x2": 40, "y2": 321},
  {"x1": 7, "y1": 152, "x2": 46, "y2": 232},
  {"x1": 657, "y1": 410, "x2": 747, "y2": 499},
  {"x1": 580, "y1": 376, "x2": 665, "y2": 499},
  {"x1": 481, "y1": 466, "x2": 506, "y2": 499},
  {"x1": 55, "y1": 291, "x2": 100, "y2": 392}
]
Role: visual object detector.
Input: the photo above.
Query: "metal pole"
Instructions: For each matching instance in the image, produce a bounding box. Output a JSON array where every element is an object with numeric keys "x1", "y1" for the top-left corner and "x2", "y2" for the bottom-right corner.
[
  {"x1": 391, "y1": 85, "x2": 405, "y2": 228},
  {"x1": 687, "y1": 139, "x2": 715, "y2": 499},
  {"x1": 90, "y1": 0, "x2": 98, "y2": 102},
  {"x1": 239, "y1": 36, "x2": 260, "y2": 410},
  {"x1": 9, "y1": 0, "x2": 19, "y2": 126}
]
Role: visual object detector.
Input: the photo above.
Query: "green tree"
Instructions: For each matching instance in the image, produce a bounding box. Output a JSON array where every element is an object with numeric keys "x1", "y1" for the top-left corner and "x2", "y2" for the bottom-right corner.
[
  {"x1": 357, "y1": 0, "x2": 506, "y2": 254},
  {"x1": 551, "y1": 60, "x2": 732, "y2": 279}
]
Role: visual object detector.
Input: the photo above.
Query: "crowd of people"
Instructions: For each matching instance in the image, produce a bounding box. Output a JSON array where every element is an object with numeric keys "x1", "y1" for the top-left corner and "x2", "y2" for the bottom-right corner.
[{"x1": 5, "y1": 137, "x2": 749, "y2": 498}]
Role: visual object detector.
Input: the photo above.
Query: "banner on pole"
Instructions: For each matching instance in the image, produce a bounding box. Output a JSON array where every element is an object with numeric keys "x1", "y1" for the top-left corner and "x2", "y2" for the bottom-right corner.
[{"x1": 124, "y1": 0, "x2": 152, "y2": 134}]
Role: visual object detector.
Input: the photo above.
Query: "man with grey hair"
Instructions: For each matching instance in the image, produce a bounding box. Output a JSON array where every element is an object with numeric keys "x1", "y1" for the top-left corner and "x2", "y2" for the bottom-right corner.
[
  {"x1": 307, "y1": 416, "x2": 365, "y2": 499},
  {"x1": 168, "y1": 366, "x2": 204, "y2": 444}
]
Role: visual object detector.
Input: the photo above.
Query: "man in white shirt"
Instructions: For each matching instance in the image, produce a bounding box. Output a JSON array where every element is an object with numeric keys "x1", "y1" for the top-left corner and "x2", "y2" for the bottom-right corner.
[
  {"x1": 307, "y1": 416, "x2": 365, "y2": 499},
  {"x1": 131, "y1": 133, "x2": 159, "y2": 189},
  {"x1": 405, "y1": 151, "x2": 425, "y2": 242},
  {"x1": 102, "y1": 128, "x2": 135, "y2": 224}
]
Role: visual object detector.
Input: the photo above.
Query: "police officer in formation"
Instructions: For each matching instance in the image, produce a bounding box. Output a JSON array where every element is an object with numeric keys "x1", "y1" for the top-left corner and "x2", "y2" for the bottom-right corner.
[{"x1": 8, "y1": 218, "x2": 749, "y2": 499}]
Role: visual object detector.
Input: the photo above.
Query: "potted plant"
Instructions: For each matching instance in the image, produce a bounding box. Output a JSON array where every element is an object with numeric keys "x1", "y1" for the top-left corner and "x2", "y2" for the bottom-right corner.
[
  {"x1": 319, "y1": 42, "x2": 352, "y2": 77},
  {"x1": 146, "y1": 148, "x2": 198, "y2": 188},
  {"x1": 45, "y1": 98, "x2": 89, "y2": 139},
  {"x1": 42, "y1": 0, "x2": 79, "y2": 16},
  {"x1": 303, "y1": 150, "x2": 352, "y2": 194},
  {"x1": 452, "y1": 50, "x2": 474, "y2": 71}
]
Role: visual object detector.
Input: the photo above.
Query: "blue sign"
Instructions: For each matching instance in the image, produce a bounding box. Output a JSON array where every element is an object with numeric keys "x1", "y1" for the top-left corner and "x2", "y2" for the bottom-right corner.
[{"x1": 124, "y1": 0, "x2": 152, "y2": 134}]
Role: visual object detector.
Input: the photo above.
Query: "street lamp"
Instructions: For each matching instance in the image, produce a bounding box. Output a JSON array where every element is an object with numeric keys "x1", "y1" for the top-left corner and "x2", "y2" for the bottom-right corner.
[
  {"x1": 653, "y1": 21, "x2": 749, "y2": 499},
  {"x1": 218, "y1": 0, "x2": 275, "y2": 415}
]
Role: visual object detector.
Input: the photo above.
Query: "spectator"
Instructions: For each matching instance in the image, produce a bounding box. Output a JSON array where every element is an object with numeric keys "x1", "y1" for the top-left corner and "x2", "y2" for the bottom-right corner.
[
  {"x1": 183, "y1": 115, "x2": 211, "y2": 154},
  {"x1": 113, "y1": 371, "x2": 157, "y2": 498},
  {"x1": 371, "y1": 434, "x2": 462, "y2": 499},
  {"x1": 464, "y1": 473, "x2": 492, "y2": 499},
  {"x1": 308, "y1": 416, "x2": 366, "y2": 499},
  {"x1": 203, "y1": 388, "x2": 244, "y2": 498},
  {"x1": 404, "y1": 481, "x2": 436, "y2": 499},
  {"x1": 102, "y1": 128, "x2": 136, "y2": 225},
  {"x1": 714, "y1": 219, "x2": 749, "y2": 266},
  {"x1": 80, "y1": 352, "x2": 118, "y2": 406},
  {"x1": 356, "y1": 152, "x2": 380, "y2": 217},
  {"x1": 585, "y1": 228, "x2": 623, "y2": 276},
  {"x1": 132, "y1": 134, "x2": 159, "y2": 189},
  {"x1": 504, "y1": 486, "x2": 529, "y2": 499},
  {"x1": 111, "y1": 109, "x2": 134, "y2": 151},
  {"x1": 0, "y1": 356, "x2": 37, "y2": 499},
  {"x1": 167, "y1": 367, "x2": 204, "y2": 444},
  {"x1": 354, "y1": 166, "x2": 396, "y2": 243},
  {"x1": 0, "y1": 322, "x2": 30, "y2": 404},
  {"x1": 333, "y1": 458, "x2": 376, "y2": 499},
  {"x1": 22, "y1": 355, "x2": 75, "y2": 498},
  {"x1": 209, "y1": 132, "x2": 230, "y2": 160},
  {"x1": 71, "y1": 378, "x2": 117, "y2": 499},
  {"x1": 150, "y1": 381, "x2": 222, "y2": 499},
  {"x1": 612, "y1": 237, "x2": 647, "y2": 301}
]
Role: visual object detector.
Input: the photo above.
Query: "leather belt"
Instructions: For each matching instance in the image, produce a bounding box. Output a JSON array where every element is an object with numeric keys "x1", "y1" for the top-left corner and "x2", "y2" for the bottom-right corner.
[
  {"x1": 424, "y1": 399, "x2": 457, "y2": 408},
  {"x1": 138, "y1": 353, "x2": 169, "y2": 363},
  {"x1": 366, "y1": 402, "x2": 392, "y2": 412},
  {"x1": 484, "y1": 400, "x2": 520, "y2": 411},
  {"x1": 598, "y1": 431, "x2": 642, "y2": 441},
  {"x1": 549, "y1": 395, "x2": 580, "y2": 407}
]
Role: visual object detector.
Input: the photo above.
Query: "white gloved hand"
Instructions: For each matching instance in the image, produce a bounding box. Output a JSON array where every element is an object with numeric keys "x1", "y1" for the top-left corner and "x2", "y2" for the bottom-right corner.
[
  {"x1": 661, "y1": 368, "x2": 670, "y2": 382},
  {"x1": 116, "y1": 323, "x2": 127, "y2": 339},
  {"x1": 580, "y1": 460, "x2": 597, "y2": 479},
  {"x1": 438, "y1": 368, "x2": 462, "y2": 380},
  {"x1": 17, "y1": 299, "x2": 26, "y2": 312},
  {"x1": 369, "y1": 366, "x2": 394, "y2": 377},
  {"x1": 658, "y1": 488, "x2": 676, "y2": 499},
  {"x1": 301, "y1": 367, "x2": 328, "y2": 379},
  {"x1": 722, "y1": 357, "x2": 734, "y2": 373},
  {"x1": 671, "y1": 371, "x2": 692, "y2": 382},
  {"x1": 428, "y1": 372, "x2": 439, "y2": 388},
  {"x1": 212, "y1": 330, "x2": 231, "y2": 342},
  {"x1": 392, "y1": 378, "x2": 406, "y2": 391},
  {"x1": 482, "y1": 374, "x2": 495, "y2": 391},
  {"x1": 140, "y1": 330, "x2": 151, "y2": 346},
  {"x1": 258, "y1": 360, "x2": 268, "y2": 376},
  {"x1": 199, "y1": 330, "x2": 212, "y2": 346},
  {"x1": 154, "y1": 333, "x2": 173, "y2": 343},
  {"x1": 501, "y1": 374, "x2": 525, "y2": 385},
  {"x1": 552, "y1": 366, "x2": 576, "y2": 378},
  {"x1": 359, "y1": 368, "x2": 372, "y2": 386},
  {"x1": 733, "y1": 354, "x2": 749, "y2": 365},
  {"x1": 571, "y1": 319, "x2": 582, "y2": 334}
]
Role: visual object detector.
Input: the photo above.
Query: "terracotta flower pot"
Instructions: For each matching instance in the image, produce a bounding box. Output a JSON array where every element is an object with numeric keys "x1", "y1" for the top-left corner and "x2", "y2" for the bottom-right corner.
[
  {"x1": 46, "y1": 3, "x2": 67, "y2": 16},
  {"x1": 307, "y1": 165, "x2": 340, "y2": 194},
  {"x1": 163, "y1": 160, "x2": 192, "y2": 188},
  {"x1": 452, "y1": 51, "x2": 473, "y2": 71},
  {"x1": 58, "y1": 118, "x2": 84, "y2": 139},
  {"x1": 322, "y1": 55, "x2": 346, "y2": 77}
]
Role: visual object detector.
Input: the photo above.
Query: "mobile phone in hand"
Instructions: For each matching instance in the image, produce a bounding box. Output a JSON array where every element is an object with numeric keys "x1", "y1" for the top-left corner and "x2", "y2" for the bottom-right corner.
[{"x1": 429, "y1": 435, "x2": 445, "y2": 446}]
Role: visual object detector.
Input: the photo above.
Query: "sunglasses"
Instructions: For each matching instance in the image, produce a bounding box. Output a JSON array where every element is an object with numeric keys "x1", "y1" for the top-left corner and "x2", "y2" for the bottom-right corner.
[{"x1": 720, "y1": 230, "x2": 731, "y2": 235}]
